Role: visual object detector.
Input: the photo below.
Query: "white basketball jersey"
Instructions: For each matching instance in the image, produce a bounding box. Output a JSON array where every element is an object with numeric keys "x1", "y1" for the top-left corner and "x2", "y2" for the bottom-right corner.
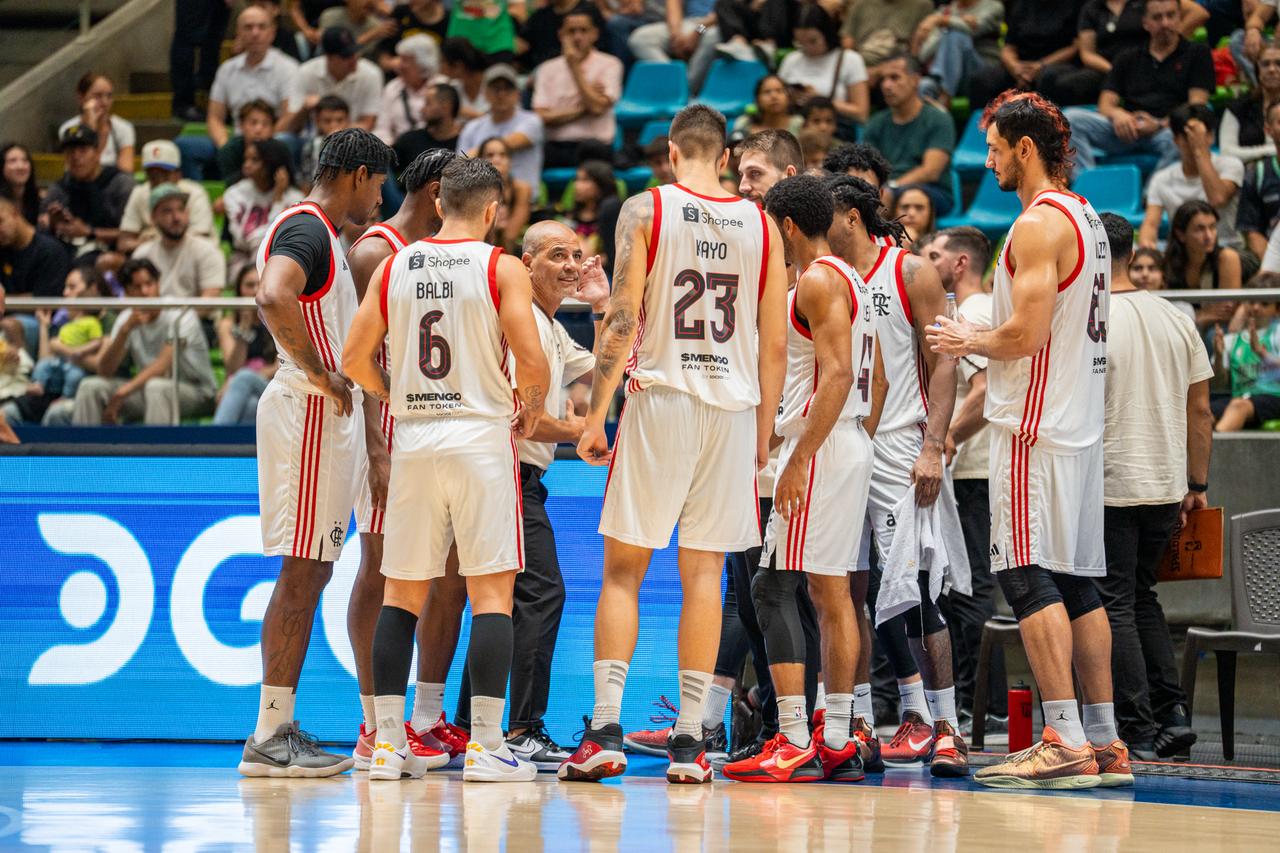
[
  {"x1": 776, "y1": 255, "x2": 876, "y2": 437},
  {"x1": 861, "y1": 245, "x2": 928, "y2": 433},
  {"x1": 257, "y1": 201, "x2": 357, "y2": 392},
  {"x1": 987, "y1": 189, "x2": 1110, "y2": 451},
  {"x1": 352, "y1": 223, "x2": 409, "y2": 445},
  {"x1": 382, "y1": 238, "x2": 515, "y2": 421},
  {"x1": 625, "y1": 184, "x2": 767, "y2": 411}
]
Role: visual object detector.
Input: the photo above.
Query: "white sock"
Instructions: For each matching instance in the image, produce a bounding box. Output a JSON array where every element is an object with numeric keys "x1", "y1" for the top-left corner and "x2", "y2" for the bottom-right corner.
[
  {"x1": 1083, "y1": 702, "x2": 1118, "y2": 747},
  {"x1": 1043, "y1": 700, "x2": 1086, "y2": 749},
  {"x1": 360, "y1": 694, "x2": 376, "y2": 731},
  {"x1": 824, "y1": 693, "x2": 854, "y2": 749},
  {"x1": 591, "y1": 660, "x2": 629, "y2": 727},
  {"x1": 471, "y1": 695, "x2": 507, "y2": 751},
  {"x1": 853, "y1": 683, "x2": 873, "y2": 723},
  {"x1": 899, "y1": 681, "x2": 932, "y2": 725},
  {"x1": 814, "y1": 681, "x2": 827, "y2": 712},
  {"x1": 253, "y1": 685, "x2": 295, "y2": 744},
  {"x1": 925, "y1": 687, "x2": 959, "y2": 730},
  {"x1": 702, "y1": 683, "x2": 732, "y2": 730},
  {"x1": 778, "y1": 694, "x2": 810, "y2": 748},
  {"x1": 674, "y1": 670, "x2": 713, "y2": 738},
  {"x1": 410, "y1": 681, "x2": 445, "y2": 732},
  {"x1": 374, "y1": 695, "x2": 408, "y2": 749}
]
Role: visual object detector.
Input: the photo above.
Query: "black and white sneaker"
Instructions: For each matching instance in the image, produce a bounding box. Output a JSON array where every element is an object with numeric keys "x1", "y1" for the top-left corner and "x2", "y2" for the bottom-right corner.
[
  {"x1": 704, "y1": 723, "x2": 730, "y2": 768},
  {"x1": 506, "y1": 721, "x2": 572, "y2": 772}
]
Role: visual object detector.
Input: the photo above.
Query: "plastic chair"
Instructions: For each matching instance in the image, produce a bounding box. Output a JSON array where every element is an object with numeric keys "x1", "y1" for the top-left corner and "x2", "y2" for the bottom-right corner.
[
  {"x1": 1072, "y1": 164, "x2": 1143, "y2": 229},
  {"x1": 936, "y1": 170, "x2": 1022, "y2": 237},
  {"x1": 615, "y1": 61, "x2": 690, "y2": 128},
  {"x1": 638, "y1": 119, "x2": 670, "y2": 147},
  {"x1": 698, "y1": 58, "x2": 767, "y2": 119},
  {"x1": 952, "y1": 111, "x2": 988, "y2": 181}
]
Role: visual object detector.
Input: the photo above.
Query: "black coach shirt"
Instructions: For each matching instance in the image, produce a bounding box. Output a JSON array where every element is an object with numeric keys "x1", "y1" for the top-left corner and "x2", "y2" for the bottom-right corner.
[
  {"x1": 1237, "y1": 157, "x2": 1280, "y2": 241},
  {"x1": 1104, "y1": 38, "x2": 1215, "y2": 119},
  {"x1": 266, "y1": 212, "x2": 332, "y2": 298},
  {"x1": 1005, "y1": 0, "x2": 1083, "y2": 61},
  {"x1": 1078, "y1": 0, "x2": 1147, "y2": 64}
]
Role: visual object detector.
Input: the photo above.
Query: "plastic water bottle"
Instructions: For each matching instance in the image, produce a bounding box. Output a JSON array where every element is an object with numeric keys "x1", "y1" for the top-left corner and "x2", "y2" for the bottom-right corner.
[{"x1": 945, "y1": 292, "x2": 959, "y2": 322}]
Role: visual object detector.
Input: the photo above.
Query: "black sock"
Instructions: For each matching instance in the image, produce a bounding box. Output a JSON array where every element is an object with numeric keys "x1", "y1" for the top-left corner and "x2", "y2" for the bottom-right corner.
[
  {"x1": 372, "y1": 605, "x2": 418, "y2": 696},
  {"x1": 467, "y1": 613, "x2": 514, "y2": 699}
]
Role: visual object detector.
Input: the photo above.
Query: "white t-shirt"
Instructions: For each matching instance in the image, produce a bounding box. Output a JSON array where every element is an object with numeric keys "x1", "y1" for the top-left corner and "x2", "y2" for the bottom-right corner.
[
  {"x1": 1103, "y1": 289, "x2": 1214, "y2": 506},
  {"x1": 120, "y1": 179, "x2": 215, "y2": 241},
  {"x1": 111, "y1": 308, "x2": 217, "y2": 393},
  {"x1": 950, "y1": 291, "x2": 992, "y2": 481},
  {"x1": 777, "y1": 49, "x2": 868, "y2": 99},
  {"x1": 132, "y1": 237, "x2": 226, "y2": 299},
  {"x1": 59, "y1": 115, "x2": 136, "y2": 168},
  {"x1": 515, "y1": 307, "x2": 595, "y2": 470},
  {"x1": 1145, "y1": 154, "x2": 1245, "y2": 249},
  {"x1": 286, "y1": 56, "x2": 384, "y2": 124},
  {"x1": 1261, "y1": 219, "x2": 1280, "y2": 273},
  {"x1": 210, "y1": 48, "x2": 299, "y2": 124},
  {"x1": 457, "y1": 109, "x2": 546, "y2": 190}
]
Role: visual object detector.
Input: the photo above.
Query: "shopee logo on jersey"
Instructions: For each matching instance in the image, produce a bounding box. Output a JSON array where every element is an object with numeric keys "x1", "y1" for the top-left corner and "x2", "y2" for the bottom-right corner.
[
  {"x1": 682, "y1": 204, "x2": 743, "y2": 229},
  {"x1": 424, "y1": 256, "x2": 471, "y2": 270}
]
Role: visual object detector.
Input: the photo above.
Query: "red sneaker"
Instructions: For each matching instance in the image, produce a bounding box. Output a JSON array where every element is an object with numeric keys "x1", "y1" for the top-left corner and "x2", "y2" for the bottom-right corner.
[
  {"x1": 882, "y1": 712, "x2": 934, "y2": 766},
  {"x1": 353, "y1": 723, "x2": 375, "y2": 770},
  {"x1": 815, "y1": 726, "x2": 865, "y2": 782},
  {"x1": 722, "y1": 734, "x2": 824, "y2": 783},
  {"x1": 558, "y1": 720, "x2": 627, "y2": 782},
  {"x1": 415, "y1": 713, "x2": 468, "y2": 765},
  {"x1": 404, "y1": 722, "x2": 450, "y2": 769},
  {"x1": 852, "y1": 717, "x2": 884, "y2": 773},
  {"x1": 812, "y1": 708, "x2": 826, "y2": 729},
  {"x1": 623, "y1": 695, "x2": 677, "y2": 756}
]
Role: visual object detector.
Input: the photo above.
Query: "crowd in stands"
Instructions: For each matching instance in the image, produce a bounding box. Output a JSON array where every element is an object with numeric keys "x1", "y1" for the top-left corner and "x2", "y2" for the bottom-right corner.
[{"x1": 1, "y1": 0, "x2": 1280, "y2": 436}]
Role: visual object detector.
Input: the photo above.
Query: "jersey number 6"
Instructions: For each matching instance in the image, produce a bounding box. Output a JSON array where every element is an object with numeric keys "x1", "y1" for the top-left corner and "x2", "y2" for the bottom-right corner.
[
  {"x1": 418, "y1": 310, "x2": 452, "y2": 379},
  {"x1": 673, "y1": 269, "x2": 739, "y2": 342}
]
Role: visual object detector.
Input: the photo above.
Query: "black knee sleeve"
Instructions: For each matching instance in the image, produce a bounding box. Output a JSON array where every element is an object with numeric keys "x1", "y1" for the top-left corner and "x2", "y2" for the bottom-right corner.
[
  {"x1": 1053, "y1": 573, "x2": 1104, "y2": 621},
  {"x1": 903, "y1": 574, "x2": 947, "y2": 638},
  {"x1": 999, "y1": 565, "x2": 1063, "y2": 621},
  {"x1": 750, "y1": 566, "x2": 806, "y2": 665}
]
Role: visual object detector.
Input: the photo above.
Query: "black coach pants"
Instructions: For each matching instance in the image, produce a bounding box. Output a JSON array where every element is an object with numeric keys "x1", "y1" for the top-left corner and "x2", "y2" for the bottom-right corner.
[
  {"x1": 170, "y1": 0, "x2": 231, "y2": 115},
  {"x1": 456, "y1": 463, "x2": 566, "y2": 731}
]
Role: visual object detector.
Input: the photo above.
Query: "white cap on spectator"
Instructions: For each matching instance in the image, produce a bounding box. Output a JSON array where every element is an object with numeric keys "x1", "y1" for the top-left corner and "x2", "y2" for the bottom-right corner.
[{"x1": 142, "y1": 139, "x2": 182, "y2": 171}]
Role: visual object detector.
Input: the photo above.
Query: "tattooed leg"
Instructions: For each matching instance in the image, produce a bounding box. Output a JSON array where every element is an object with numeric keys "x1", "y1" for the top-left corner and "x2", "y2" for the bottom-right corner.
[{"x1": 261, "y1": 556, "x2": 334, "y2": 688}]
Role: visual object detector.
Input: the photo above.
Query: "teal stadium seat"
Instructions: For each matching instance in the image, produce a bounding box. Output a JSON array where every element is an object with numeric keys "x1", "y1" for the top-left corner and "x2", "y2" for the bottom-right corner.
[
  {"x1": 936, "y1": 170, "x2": 1022, "y2": 237},
  {"x1": 699, "y1": 59, "x2": 767, "y2": 119},
  {"x1": 638, "y1": 119, "x2": 670, "y2": 146},
  {"x1": 615, "y1": 61, "x2": 690, "y2": 128},
  {"x1": 952, "y1": 111, "x2": 988, "y2": 181},
  {"x1": 1072, "y1": 164, "x2": 1144, "y2": 229}
]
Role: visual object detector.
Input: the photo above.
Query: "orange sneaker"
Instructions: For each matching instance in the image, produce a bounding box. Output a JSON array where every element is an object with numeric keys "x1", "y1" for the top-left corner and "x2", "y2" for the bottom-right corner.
[
  {"x1": 928, "y1": 720, "x2": 969, "y2": 778},
  {"x1": 722, "y1": 734, "x2": 824, "y2": 783},
  {"x1": 1092, "y1": 740, "x2": 1134, "y2": 787},
  {"x1": 974, "y1": 727, "x2": 1101, "y2": 790}
]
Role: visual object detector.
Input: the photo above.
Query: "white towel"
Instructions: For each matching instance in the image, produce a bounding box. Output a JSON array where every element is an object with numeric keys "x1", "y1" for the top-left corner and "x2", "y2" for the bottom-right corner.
[{"x1": 875, "y1": 476, "x2": 972, "y2": 627}]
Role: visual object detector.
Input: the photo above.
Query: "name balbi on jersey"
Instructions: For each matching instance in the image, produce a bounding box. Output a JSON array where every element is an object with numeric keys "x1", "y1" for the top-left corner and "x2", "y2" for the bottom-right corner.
[{"x1": 381, "y1": 239, "x2": 514, "y2": 421}]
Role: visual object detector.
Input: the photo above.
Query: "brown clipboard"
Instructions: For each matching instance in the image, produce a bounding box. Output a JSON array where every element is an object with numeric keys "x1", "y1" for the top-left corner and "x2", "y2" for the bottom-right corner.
[{"x1": 1157, "y1": 507, "x2": 1224, "y2": 582}]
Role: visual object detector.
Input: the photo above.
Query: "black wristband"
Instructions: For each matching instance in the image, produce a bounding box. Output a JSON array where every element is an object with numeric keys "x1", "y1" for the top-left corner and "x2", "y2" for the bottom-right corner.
[{"x1": 1188, "y1": 481, "x2": 1208, "y2": 493}]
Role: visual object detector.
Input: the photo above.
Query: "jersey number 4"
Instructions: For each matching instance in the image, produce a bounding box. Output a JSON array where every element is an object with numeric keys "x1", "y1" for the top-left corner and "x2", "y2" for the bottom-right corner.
[
  {"x1": 673, "y1": 269, "x2": 738, "y2": 342},
  {"x1": 418, "y1": 310, "x2": 452, "y2": 379},
  {"x1": 856, "y1": 333, "x2": 874, "y2": 403}
]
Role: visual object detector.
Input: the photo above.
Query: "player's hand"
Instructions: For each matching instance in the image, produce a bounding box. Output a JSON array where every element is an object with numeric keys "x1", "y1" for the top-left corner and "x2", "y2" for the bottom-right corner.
[
  {"x1": 562, "y1": 399, "x2": 587, "y2": 441},
  {"x1": 944, "y1": 432, "x2": 958, "y2": 466},
  {"x1": 577, "y1": 255, "x2": 610, "y2": 311},
  {"x1": 911, "y1": 445, "x2": 944, "y2": 507},
  {"x1": 367, "y1": 444, "x2": 391, "y2": 512},
  {"x1": 926, "y1": 314, "x2": 976, "y2": 358},
  {"x1": 774, "y1": 455, "x2": 809, "y2": 520},
  {"x1": 511, "y1": 402, "x2": 544, "y2": 440},
  {"x1": 1179, "y1": 489, "x2": 1207, "y2": 532},
  {"x1": 317, "y1": 371, "x2": 354, "y2": 416},
  {"x1": 577, "y1": 418, "x2": 612, "y2": 465},
  {"x1": 756, "y1": 435, "x2": 771, "y2": 472}
]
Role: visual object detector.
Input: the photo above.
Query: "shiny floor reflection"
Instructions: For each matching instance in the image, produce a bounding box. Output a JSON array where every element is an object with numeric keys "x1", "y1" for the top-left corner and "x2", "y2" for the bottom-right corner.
[{"x1": 1, "y1": 754, "x2": 1278, "y2": 852}]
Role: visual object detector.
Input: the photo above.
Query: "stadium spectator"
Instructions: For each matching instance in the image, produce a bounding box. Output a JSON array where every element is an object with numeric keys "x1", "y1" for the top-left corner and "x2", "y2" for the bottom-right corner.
[
  {"x1": 822, "y1": 141, "x2": 893, "y2": 188},
  {"x1": 287, "y1": 0, "x2": 345, "y2": 49},
  {"x1": 300, "y1": 95, "x2": 354, "y2": 187},
  {"x1": 59, "y1": 73, "x2": 135, "y2": 174},
  {"x1": 1220, "y1": 43, "x2": 1280, "y2": 166},
  {"x1": 893, "y1": 185, "x2": 936, "y2": 248},
  {"x1": 223, "y1": 140, "x2": 304, "y2": 276},
  {"x1": 440, "y1": 37, "x2": 491, "y2": 120},
  {"x1": 841, "y1": 0, "x2": 933, "y2": 77},
  {"x1": 565, "y1": 159, "x2": 620, "y2": 263},
  {"x1": 0, "y1": 195, "x2": 70, "y2": 302},
  {"x1": 1213, "y1": 272, "x2": 1280, "y2": 430},
  {"x1": 864, "y1": 53, "x2": 957, "y2": 216},
  {"x1": 67, "y1": 258, "x2": 217, "y2": 426},
  {"x1": 448, "y1": 0, "x2": 524, "y2": 62},
  {"x1": 711, "y1": 0, "x2": 791, "y2": 66},
  {"x1": 912, "y1": 0, "x2": 1005, "y2": 104},
  {"x1": 41, "y1": 124, "x2": 135, "y2": 258},
  {"x1": 1130, "y1": 246, "x2": 1167, "y2": 288},
  {"x1": 1065, "y1": 0, "x2": 1214, "y2": 172},
  {"x1": 731, "y1": 76, "x2": 801, "y2": 136},
  {"x1": 170, "y1": 0, "x2": 233, "y2": 122},
  {"x1": 800, "y1": 97, "x2": 838, "y2": 144},
  {"x1": 1140, "y1": 104, "x2": 1244, "y2": 251},
  {"x1": 383, "y1": 0, "x2": 450, "y2": 48},
  {"x1": 318, "y1": 0, "x2": 399, "y2": 62},
  {"x1": 799, "y1": 127, "x2": 833, "y2": 171},
  {"x1": 213, "y1": 266, "x2": 278, "y2": 426},
  {"x1": 131, "y1": 186, "x2": 226, "y2": 301},
  {"x1": 967, "y1": 0, "x2": 1083, "y2": 108},
  {"x1": 251, "y1": 0, "x2": 304, "y2": 60},
  {"x1": 459, "y1": 65, "x2": 546, "y2": 190},
  {"x1": 375, "y1": 35, "x2": 442, "y2": 144},
  {"x1": 118, "y1": 141, "x2": 215, "y2": 255},
  {"x1": 533, "y1": 11, "x2": 623, "y2": 167},
  {"x1": 523, "y1": 0, "x2": 605, "y2": 69},
  {"x1": 1183, "y1": 0, "x2": 1241, "y2": 45},
  {"x1": 628, "y1": 0, "x2": 721, "y2": 92},
  {"x1": 1098, "y1": 211, "x2": 1211, "y2": 760},
  {"x1": 644, "y1": 134, "x2": 674, "y2": 185},
  {"x1": 1164, "y1": 199, "x2": 1243, "y2": 328},
  {"x1": 0, "y1": 319, "x2": 32, "y2": 415},
  {"x1": 392, "y1": 82, "x2": 462, "y2": 171},
  {"x1": 216, "y1": 100, "x2": 280, "y2": 185},
  {"x1": 1, "y1": 144, "x2": 39, "y2": 227},
  {"x1": 1231, "y1": 0, "x2": 1277, "y2": 85},
  {"x1": 1038, "y1": 0, "x2": 1148, "y2": 110},
  {"x1": 478, "y1": 136, "x2": 533, "y2": 255},
  {"x1": 777, "y1": 5, "x2": 870, "y2": 130},
  {"x1": 599, "y1": 0, "x2": 666, "y2": 67},
  {"x1": 279, "y1": 27, "x2": 382, "y2": 134}
]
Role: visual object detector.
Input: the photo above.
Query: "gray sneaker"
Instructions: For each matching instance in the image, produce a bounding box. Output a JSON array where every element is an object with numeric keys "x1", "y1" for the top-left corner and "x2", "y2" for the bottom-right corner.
[{"x1": 238, "y1": 722, "x2": 355, "y2": 778}]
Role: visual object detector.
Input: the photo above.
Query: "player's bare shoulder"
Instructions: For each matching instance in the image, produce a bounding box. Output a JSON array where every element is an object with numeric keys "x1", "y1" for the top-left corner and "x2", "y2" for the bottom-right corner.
[{"x1": 1008, "y1": 202, "x2": 1076, "y2": 270}]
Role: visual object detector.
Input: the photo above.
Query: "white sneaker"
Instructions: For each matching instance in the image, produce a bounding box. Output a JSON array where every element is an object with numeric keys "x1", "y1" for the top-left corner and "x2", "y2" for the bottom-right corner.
[
  {"x1": 462, "y1": 740, "x2": 537, "y2": 782},
  {"x1": 368, "y1": 739, "x2": 433, "y2": 781}
]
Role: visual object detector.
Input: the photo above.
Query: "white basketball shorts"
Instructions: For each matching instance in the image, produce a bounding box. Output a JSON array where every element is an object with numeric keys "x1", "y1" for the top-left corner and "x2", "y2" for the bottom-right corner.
[
  {"x1": 354, "y1": 398, "x2": 395, "y2": 534},
  {"x1": 866, "y1": 425, "x2": 925, "y2": 557}
]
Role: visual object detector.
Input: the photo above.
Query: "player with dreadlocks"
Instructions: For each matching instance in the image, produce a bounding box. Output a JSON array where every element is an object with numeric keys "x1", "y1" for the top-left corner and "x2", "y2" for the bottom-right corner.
[
  {"x1": 238, "y1": 127, "x2": 395, "y2": 778},
  {"x1": 344, "y1": 148, "x2": 464, "y2": 773}
]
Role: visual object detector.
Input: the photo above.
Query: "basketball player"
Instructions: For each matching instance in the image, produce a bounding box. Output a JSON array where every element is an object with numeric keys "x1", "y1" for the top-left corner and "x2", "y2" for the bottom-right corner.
[
  {"x1": 239, "y1": 128, "x2": 394, "y2": 777},
  {"x1": 927, "y1": 90, "x2": 1129, "y2": 789},
  {"x1": 827, "y1": 175, "x2": 969, "y2": 777},
  {"x1": 560, "y1": 104, "x2": 789, "y2": 784},
  {"x1": 343, "y1": 156, "x2": 550, "y2": 782},
  {"x1": 344, "y1": 149, "x2": 460, "y2": 771},
  {"x1": 723, "y1": 174, "x2": 884, "y2": 783}
]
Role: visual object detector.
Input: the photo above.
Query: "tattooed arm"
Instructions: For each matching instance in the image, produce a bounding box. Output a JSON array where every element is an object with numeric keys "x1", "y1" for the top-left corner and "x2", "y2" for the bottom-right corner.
[
  {"x1": 578, "y1": 190, "x2": 650, "y2": 465},
  {"x1": 903, "y1": 252, "x2": 956, "y2": 507},
  {"x1": 497, "y1": 253, "x2": 551, "y2": 440}
]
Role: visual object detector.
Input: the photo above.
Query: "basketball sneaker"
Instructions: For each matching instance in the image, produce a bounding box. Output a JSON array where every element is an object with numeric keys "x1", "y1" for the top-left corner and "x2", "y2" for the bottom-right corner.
[
  {"x1": 974, "y1": 727, "x2": 1102, "y2": 789},
  {"x1": 666, "y1": 732, "x2": 714, "y2": 784},
  {"x1": 558, "y1": 718, "x2": 627, "y2": 782},
  {"x1": 416, "y1": 713, "x2": 468, "y2": 768},
  {"x1": 355, "y1": 723, "x2": 449, "y2": 771},
  {"x1": 815, "y1": 726, "x2": 864, "y2": 782},
  {"x1": 928, "y1": 720, "x2": 970, "y2": 778},
  {"x1": 718, "y1": 733, "x2": 768, "y2": 770},
  {"x1": 623, "y1": 695, "x2": 678, "y2": 756},
  {"x1": 704, "y1": 723, "x2": 729, "y2": 765},
  {"x1": 1092, "y1": 740, "x2": 1134, "y2": 787},
  {"x1": 506, "y1": 721, "x2": 572, "y2": 771},
  {"x1": 462, "y1": 740, "x2": 537, "y2": 782},
  {"x1": 882, "y1": 711, "x2": 934, "y2": 766},
  {"x1": 722, "y1": 733, "x2": 823, "y2": 783},
  {"x1": 238, "y1": 722, "x2": 354, "y2": 778},
  {"x1": 369, "y1": 737, "x2": 437, "y2": 781},
  {"x1": 852, "y1": 717, "x2": 884, "y2": 773}
]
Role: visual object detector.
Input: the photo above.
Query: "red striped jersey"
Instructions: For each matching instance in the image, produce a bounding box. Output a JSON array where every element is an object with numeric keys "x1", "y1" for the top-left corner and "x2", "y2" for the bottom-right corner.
[
  {"x1": 860, "y1": 244, "x2": 928, "y2": 433},
  {"x1": 380, "y1": 238, "x2": 515, "y2": 421},
  {"x1": 625, "y1": 183, "x2": 767, "y2": 411},
  {"x1": 351, "y1": 222, "x2": 409, "y2": 451},
  {"x1": 776, "y1": 255, "x2": 875, "y2": 437},
  {"x1": 256, "y1": 201, "x2": 356, "y2": 393},
  {"x1": 987, "y1": 188, "x2": 1110, "y2": 451}
]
